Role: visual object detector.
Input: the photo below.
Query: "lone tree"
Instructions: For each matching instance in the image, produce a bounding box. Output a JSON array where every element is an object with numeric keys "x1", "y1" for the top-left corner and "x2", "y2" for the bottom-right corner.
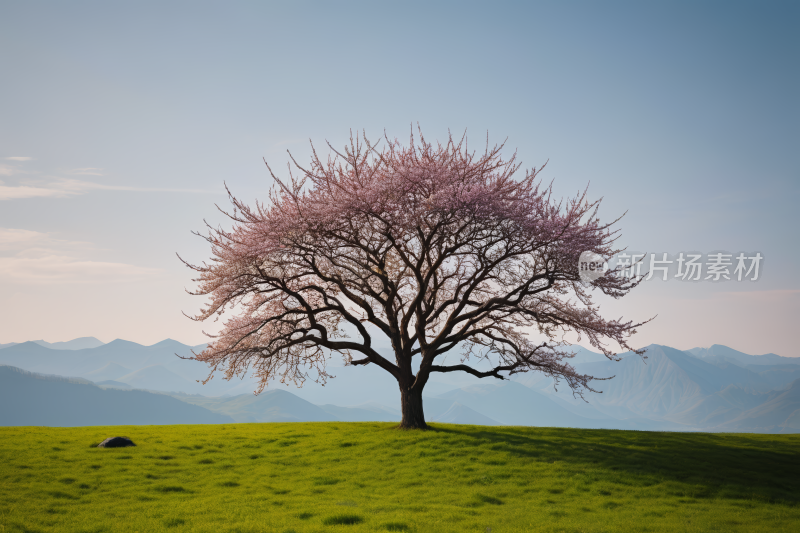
[{"x1": 185, "y1": 131, "x2": 645, "y2": 429}]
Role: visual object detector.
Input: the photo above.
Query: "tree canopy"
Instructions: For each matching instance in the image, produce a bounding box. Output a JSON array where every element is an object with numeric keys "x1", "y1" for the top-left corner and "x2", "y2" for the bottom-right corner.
[{"x1": 185, "y1": 131, "x2": 646, "y2": 428}]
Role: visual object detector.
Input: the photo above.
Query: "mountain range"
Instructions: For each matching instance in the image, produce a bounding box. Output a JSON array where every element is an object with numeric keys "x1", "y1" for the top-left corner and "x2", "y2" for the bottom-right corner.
[
  {"x1": 687, "y1": 344, "x2": 800, "y2": 368},
  {"x1": 1, "y1": 337, "x2": 798, "y2": 432},
  {"x1": 0, "y1": 337, "x2": 105, "y2": 351},
  {"x1": 0, "y1": 339, "x2": 257, "y2": 396},
  {"x1": 526, "y1": 344, "x2": 800, "y2": 433},
  {"x1": 0, "y1": 365, "x2": 231, "y2": 426}
]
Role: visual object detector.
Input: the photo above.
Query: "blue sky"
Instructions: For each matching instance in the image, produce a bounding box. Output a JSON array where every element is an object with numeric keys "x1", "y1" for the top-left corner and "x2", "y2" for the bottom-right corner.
[{"x1": 0, "y1": 1, "x2": 797, "y2": 356}]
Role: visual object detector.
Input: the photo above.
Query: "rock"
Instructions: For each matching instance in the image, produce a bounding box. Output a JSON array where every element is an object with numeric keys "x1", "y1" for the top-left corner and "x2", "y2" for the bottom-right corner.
[{"x1": 97, "y1": 436, "x2": 136, "y2": 448}]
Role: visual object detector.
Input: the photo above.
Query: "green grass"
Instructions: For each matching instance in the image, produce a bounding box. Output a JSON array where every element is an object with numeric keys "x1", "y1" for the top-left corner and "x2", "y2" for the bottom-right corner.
[{"x1": 1, "y1": 423, "x2": 798, "y2": 532}]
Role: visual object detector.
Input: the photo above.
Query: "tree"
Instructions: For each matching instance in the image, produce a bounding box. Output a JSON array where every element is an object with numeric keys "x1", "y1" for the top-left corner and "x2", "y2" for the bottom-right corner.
[{"x1": 185, "y1": 131, "x2": 646, "y2": 429}]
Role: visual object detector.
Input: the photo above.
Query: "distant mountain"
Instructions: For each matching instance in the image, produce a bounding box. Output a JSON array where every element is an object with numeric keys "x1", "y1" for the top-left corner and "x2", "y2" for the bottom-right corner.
[
  {"x1": 0, "y1": 339, "x2": 254, "y2": 396},
  {"x1": 418, "y1": 396, "x2": 457, "y2": 420},
  {"x1": 689, "y1": 345, "x2": 799, "y2": 367},
  {"x1": 2, "y1": 336, "x2": 799, "y2": 433},
  {"x1": 0, "y1": 335, "x2": 494, "y2": 405},
  {"x1": 666, "y1": 384, "x2": 772, "y2": 428},
  {"x1": 116, "y1": 365, "x2": 203, "y2": 394},
  {"x1": 276, "y1": 362, "x2": 404, "y2": 408},
  {"x1": 433, "y1": 380, "x2": 645, "y2": 429},
  {"x1": 545, "y1": 344, "x2": 800, "y2": 433},
  {"x1": 0, "y1": 365, "x2": 233, "y2": 426},
  {"x1": 711, "y1": 379, "x2": 800, "y2": 433},
  {"x1": 513, "y1": 346, "x2": 611, "y2": 388},
  {"x1": 84, "y1": 362, "x2": 131, "y2": 382},
  {"x1": 432, "y1": 402, "x2": 500, "y2": 425},
  {"x1": 96, "y1": 380, "x2": 132, "y2": 389},
  {"x1": 0, "y1": 337, "x2": 106, "y2": 351},
  {"x1": 172, "y1": 390, "x2": 337, "y2": 422},
  {"x1": 171, "y1": 387, "x2": 537, "y2": 427},
  {"x1": 32, "y1": 337, "x2": 106, "y2": 350},
  {"x1": 575, "y1": 345, "x2": 773, "y2": 420},
  {"x1": 0, "y1": 342, "x2": 87, "y2": 375},
  {"x1": 318, "y1": 403, "x2": 400, "y2": 422},
  {"x1": 749, "y1": 365, "x2": 800, "y2": 390},
  {"x1": 171, "y1": 391, "x2": 406, "y2": 423}
]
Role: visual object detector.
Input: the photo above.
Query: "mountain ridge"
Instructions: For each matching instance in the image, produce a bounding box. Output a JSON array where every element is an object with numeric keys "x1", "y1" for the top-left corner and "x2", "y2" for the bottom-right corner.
[
  {"x1": 1, "y1": 338, "x2": 799, "y2": 432},
  {"x1": 0, "y1": 365, "x2": 233, "y2": 426}
]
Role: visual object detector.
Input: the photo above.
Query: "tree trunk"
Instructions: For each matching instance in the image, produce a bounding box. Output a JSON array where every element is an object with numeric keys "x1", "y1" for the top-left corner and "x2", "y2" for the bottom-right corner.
[{"x1": 398, "y1": 384, "x2": 427, "y2": 429}]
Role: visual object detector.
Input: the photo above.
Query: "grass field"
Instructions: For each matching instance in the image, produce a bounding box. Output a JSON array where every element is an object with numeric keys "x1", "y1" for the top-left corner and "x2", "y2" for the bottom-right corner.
[{"x1": 1, "y1": 423, "x2": 798, "y2": 533}]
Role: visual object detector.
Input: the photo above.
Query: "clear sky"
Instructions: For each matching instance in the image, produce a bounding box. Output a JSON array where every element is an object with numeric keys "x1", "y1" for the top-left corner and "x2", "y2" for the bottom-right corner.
[{"x1": 0, "y1": 1, "x2": 797, "y2": 356}]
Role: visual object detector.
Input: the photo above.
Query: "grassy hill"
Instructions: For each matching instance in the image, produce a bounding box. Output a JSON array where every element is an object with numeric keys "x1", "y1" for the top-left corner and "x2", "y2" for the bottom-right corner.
[{"x1": 1, "y1": 424, "x2": 798, "y2": 532}]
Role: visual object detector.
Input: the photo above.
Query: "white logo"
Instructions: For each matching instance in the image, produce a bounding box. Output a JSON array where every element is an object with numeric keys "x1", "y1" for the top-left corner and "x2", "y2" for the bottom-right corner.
[{"x1": 578, "y1": 251, "x2": 608, "y2": 282}]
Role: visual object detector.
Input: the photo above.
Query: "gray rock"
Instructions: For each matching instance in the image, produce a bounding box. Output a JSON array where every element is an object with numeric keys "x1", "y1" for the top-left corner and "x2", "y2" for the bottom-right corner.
[{"x1": 97, "y1": 436, "x2": 136, "y2": 448}]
